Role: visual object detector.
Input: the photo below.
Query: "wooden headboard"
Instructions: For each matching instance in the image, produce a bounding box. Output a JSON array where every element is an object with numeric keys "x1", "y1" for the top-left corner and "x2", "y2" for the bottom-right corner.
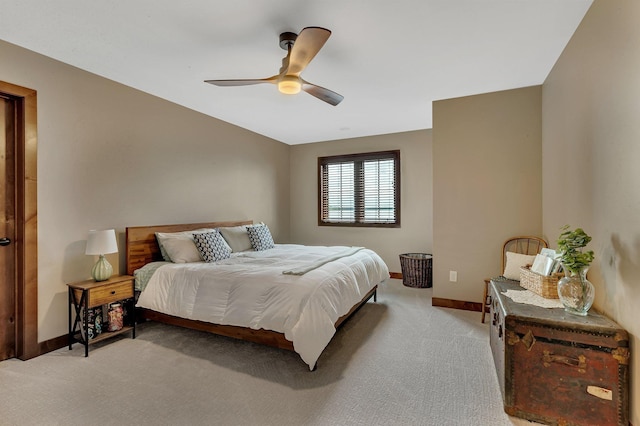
[{"x1": 125, "y1": 220, "x2": 253, "y2": 275}]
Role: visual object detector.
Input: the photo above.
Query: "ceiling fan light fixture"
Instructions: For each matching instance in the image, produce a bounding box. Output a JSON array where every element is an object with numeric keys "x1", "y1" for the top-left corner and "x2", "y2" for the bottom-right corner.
[{"x1": 278, "y1": 75, "x2": 301, "y2": 95}]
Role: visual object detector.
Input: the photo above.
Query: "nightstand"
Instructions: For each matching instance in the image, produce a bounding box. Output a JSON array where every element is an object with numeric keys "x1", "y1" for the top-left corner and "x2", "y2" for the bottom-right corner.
[{"x1": 67, "y1": 275, "x2": 136, "y2": 356}]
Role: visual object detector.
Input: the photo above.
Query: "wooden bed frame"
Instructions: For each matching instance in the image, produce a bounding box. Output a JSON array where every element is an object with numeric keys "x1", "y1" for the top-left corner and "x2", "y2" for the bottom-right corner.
[{"x1": 125, "y1": 220, "x2": 378, "y2": 354}]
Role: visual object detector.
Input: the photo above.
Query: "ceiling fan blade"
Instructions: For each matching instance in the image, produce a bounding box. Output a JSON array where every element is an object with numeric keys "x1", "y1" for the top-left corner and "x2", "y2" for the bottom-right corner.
[
  {"x1": 287, "y1": 27, "x2": 331, "y2": 76},
  {"x1": 205, "y1": 76, "x2": 277, "y2": 87},
  {"x1": 301, "y1": 80, "x2": 343, "y2": 106}
]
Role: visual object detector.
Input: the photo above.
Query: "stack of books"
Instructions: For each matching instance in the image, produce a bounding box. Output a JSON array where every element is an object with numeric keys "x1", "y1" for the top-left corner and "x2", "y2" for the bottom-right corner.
[{"x1": 530, "y1": 248, "x2": 563, "y2": 276}]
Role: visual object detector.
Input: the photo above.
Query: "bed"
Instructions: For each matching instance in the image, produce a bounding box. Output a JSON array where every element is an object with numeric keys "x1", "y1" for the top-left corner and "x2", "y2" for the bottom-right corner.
[{"x1": 125, "y1": 220, "x2": 389, "y2": 369}]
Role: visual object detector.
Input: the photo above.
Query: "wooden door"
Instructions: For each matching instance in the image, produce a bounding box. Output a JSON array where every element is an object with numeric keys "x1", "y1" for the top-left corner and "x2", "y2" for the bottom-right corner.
[{"x1": 0, "y1": 95, "x2": 17, "y2": 360}]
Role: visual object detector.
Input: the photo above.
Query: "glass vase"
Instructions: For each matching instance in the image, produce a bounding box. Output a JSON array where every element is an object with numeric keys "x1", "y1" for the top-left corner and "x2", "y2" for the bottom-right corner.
[
  {"x1": 107, "y1": 303, "x2": 124, "y2": 331},
  {"x1": 557, "y1": 266, "x2": 595, "y2": 316}
]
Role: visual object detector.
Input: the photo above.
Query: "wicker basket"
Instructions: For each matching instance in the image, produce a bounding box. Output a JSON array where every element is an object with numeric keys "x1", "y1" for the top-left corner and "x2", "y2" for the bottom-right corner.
[
  {"x1": 519, "y1": 266, "x2": 563, "y2": 299},
  {"x1": 399, "y1": 253, "x2": 433, "y2": 288}
]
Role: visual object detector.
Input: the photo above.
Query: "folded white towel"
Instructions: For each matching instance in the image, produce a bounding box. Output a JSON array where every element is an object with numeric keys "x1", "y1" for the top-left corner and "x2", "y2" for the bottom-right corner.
[{"x1": 282, "y1": 247, "x2": 364, "y2": 275}]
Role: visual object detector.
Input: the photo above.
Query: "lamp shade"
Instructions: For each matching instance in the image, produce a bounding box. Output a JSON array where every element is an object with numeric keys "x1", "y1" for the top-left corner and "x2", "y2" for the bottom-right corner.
[{"x1": 85, "y1": 229, "x2": 118, "y2": 255}]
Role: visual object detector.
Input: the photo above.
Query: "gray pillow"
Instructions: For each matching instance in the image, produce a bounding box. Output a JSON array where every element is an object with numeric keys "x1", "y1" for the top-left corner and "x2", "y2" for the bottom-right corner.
[{"x1": 218, "y1": 225, "x2": 253, "y2": 252}]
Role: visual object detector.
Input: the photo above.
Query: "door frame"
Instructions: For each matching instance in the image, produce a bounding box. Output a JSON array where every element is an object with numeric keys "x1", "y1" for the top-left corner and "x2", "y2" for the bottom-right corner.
[{"x1": 0, "y1": 81, "x2": 38, "y2": 360}]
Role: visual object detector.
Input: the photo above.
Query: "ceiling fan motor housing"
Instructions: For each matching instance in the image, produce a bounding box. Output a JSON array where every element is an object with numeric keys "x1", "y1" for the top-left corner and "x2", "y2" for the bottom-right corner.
[{"x1": 279, "y1": 32, "x2": 298, "y2": 50}]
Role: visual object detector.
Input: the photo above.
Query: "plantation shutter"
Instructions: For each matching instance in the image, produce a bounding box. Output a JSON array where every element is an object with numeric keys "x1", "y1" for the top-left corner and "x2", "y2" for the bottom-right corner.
[
  {"x1": 319, "y1": 150, "x2": 400, "y2": 227},
  {"x1": 362, "y1": 157, "x2": 396, "y2": 223},
  {"x1": 322, "y1": 161, "x2": 355, "y2": 222}
]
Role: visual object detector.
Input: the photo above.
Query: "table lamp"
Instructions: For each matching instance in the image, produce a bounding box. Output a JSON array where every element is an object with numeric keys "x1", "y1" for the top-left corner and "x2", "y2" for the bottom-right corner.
[{"x1": 85, "y1": 229, "x2": 118, "y2": 281}]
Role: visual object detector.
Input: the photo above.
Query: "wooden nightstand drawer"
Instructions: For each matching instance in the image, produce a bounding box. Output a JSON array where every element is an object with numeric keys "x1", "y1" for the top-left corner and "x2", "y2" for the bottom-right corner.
[
  {"x1": 69, "y1": 276, "x2": 135, "y2": 308},
  {"x1": 88, "y1": 281, "x2": 134, "y2": 307}
]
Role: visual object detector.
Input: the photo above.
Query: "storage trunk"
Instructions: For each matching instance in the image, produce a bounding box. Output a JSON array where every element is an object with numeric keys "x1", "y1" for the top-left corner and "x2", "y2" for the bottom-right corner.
[{"x1": 489, "y1": 279, "x2": 629, "y2": 426}]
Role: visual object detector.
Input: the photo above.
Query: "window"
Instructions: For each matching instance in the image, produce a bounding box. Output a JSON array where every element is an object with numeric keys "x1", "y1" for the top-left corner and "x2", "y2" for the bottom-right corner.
[{"x1": 318, "y1": 150, "x2": 400, "y2": 227}]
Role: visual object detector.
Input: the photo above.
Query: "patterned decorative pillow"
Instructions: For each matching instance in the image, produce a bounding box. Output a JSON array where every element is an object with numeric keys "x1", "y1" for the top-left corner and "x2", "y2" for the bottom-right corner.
[
  {"x1": 192, "y1": 231, "x2": 232, "y2": 262},
  {"x1": 247, "y1": 223, "x2": 275, "y2": 251}
]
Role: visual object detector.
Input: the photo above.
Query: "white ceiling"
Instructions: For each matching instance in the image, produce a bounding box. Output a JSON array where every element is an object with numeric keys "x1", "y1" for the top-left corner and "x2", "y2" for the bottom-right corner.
[{"x1": 0, "y1": 1, "x2": 592, "y2": 145}]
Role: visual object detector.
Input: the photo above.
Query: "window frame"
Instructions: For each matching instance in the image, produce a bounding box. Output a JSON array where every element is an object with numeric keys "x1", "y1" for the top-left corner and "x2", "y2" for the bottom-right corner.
[{"x1": 318, "y1": 150, "x2": 401, "y2": 228}]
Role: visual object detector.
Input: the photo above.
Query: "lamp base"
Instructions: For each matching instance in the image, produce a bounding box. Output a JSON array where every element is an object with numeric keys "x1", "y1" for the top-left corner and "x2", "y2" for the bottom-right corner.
[{"x1": 92, "y1": 255, "x2": 113, "y2": 282}]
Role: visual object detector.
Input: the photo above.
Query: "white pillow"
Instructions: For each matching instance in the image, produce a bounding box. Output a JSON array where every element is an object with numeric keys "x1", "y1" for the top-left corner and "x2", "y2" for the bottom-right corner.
[
  {"x1": 503, "y1": 251, "x2": 536, "y2": 281},
  {"x1": 155, "y1": 228, "x2": 218, "y2": 262},
  {"x1": 161, "y1": 237, "x2": 202, "y2": 263},
  {"x1": 218, "y1": 225, "x2": 253, "y2": 252}
]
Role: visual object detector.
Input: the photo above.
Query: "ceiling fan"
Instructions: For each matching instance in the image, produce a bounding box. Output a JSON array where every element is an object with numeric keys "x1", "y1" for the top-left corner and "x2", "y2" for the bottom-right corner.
[{"x1": 205, "y1": 27, "x2": 343, "y2": 106}]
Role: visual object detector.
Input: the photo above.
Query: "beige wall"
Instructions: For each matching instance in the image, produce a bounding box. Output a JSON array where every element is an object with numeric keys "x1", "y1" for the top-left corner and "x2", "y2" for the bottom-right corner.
[
  {"x1": 542, "y1": 1, "x2": 639, "y2": 421},
  {"x1": 290, "y1": 130, "x2": 432, "y2": 273},
  {"x1": 432, "y1": 86, "x2": 542, "y2": 302},
  {"x1": 0, "y1": 40, "x2": 290, "y2": 342}
]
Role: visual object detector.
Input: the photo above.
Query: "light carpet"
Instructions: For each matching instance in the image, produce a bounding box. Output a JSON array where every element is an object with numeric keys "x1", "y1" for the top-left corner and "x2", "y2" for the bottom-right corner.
[{"x1": 0, "y1": 279, "x2": 534, "y2": 426}]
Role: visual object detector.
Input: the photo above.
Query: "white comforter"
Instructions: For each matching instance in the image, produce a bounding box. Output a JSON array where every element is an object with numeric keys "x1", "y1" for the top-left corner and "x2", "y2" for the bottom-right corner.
[{"x1": 136, "y1": 244, "x2": 389, "y2": 369}]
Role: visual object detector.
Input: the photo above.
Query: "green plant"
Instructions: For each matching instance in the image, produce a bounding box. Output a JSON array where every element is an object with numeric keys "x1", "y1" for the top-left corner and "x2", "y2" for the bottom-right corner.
[{"x1": 556, "y1": 225, "x2": 595, "y2": 274}]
